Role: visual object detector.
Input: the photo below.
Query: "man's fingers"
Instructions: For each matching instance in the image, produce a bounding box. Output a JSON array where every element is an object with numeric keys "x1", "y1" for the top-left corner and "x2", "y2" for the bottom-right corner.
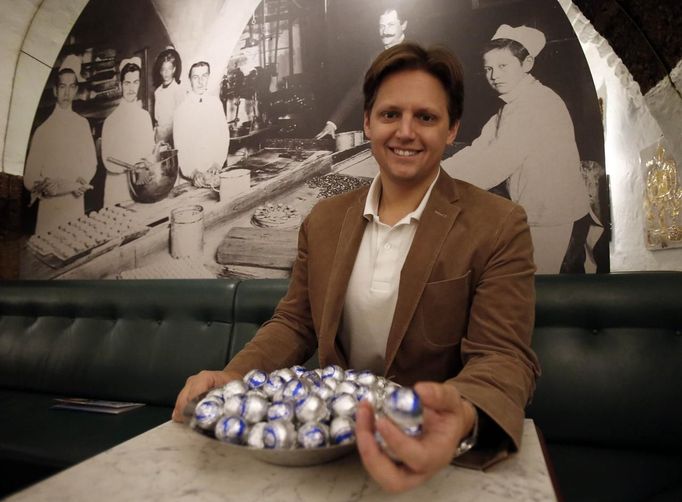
[
  {"x1": 415, "y1": 381, "x2": 461, "y2": 412},
  {"x1": 356, "y1": 403, "x2": 423, "y2": 492}
]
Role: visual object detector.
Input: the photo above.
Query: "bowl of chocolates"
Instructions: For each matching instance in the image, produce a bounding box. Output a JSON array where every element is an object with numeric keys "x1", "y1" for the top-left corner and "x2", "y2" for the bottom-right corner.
[{"x1": 188, "y1": 365, "x2": 423, "y2": 467}]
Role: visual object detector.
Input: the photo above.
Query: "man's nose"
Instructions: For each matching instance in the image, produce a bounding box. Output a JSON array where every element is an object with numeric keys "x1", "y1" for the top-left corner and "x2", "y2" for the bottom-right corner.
[{"x1": 396, "y1": 116, "x2": 416, "y2": 139}]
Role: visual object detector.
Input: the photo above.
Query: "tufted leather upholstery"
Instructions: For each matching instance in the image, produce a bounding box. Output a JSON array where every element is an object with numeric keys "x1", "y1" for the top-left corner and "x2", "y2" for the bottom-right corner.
[
  {"x1": 0, "y1": 279, "x2": 237, "y2": 495},
  {"x1": 0, "y1": 280, "x2": 237, "y2": 405},
  {"x1": 529, "y1": 272, "x2": 682, "y2": 502}
]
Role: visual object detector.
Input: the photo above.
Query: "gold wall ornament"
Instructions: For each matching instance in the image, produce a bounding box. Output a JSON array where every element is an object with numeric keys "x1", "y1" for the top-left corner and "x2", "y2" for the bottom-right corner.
[{"x1": 644, "y1": 144, "x2": 682, "y2": 249}]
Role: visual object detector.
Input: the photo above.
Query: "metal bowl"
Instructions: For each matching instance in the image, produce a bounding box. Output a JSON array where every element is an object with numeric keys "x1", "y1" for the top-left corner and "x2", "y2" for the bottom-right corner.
[
  {"x1": 127, "y1": 149, "x2": 178, "y2": 203},
  {"x1": 218, "y1": 441, "x2": 357, "y2": 467}
]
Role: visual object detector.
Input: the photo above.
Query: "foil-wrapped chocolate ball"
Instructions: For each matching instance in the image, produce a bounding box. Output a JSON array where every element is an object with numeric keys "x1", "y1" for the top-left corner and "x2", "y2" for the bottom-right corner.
[
  {"x1": 295, "y1": 394, "x2": 328, "y2": 423},
  {"x1": 223, "y1": 394, "x2": 244, "y2": 417},
  {"x1": 215, "y1": 415, "x2": 249, "y2": 444},
  {"x1": 331, "y1": 393, "x2": 358, "y2": 418},
  {"x1": 244, "y1": 369, "x2": 268, "y2": 390},
  {"x1": 263, "y1": 420, "x2": 297, "y2": 449},
  {"x1": 297, "y1": 422, "x2": 330, "y2": 448},
  {"x1": 267, "y1": 400, "x2": 295, "y2": 422},
  {"x1": 239, "y1": 394, "x2": 269, "y2": 424},
  {"x1": 246, "y1": 422, "x2": 267, "y2": 449},
  {"x1": 221, "y1": 379, "x2": 248, "y2": 399},
  {"x1": 330, "y1": 416, "x2": 356, "y2": 445},
  {"x1": 194, "y1": 397, "x2": 224, "y2": 430}
]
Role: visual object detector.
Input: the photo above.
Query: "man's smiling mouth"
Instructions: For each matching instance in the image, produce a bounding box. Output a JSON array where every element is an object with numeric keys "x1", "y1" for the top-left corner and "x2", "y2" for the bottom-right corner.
[{"x1": 390, "y1": 148, "x2": 421, "y2": 157}]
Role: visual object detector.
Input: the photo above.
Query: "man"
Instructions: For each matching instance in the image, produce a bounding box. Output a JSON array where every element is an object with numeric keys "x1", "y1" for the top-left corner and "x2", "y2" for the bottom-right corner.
[
  {"x1": 174, "y1": 43, "x2": 539, "y2": 492},
  {"x1": 101, "y1": 57, "x2": 155, "y2": 206},
  {"x1": 315, "y1": 7, "x2": 408, "y2": 139},
  {"x1": 442, "y1": 24, "x2": 591, "y2": 273},
  {"x1": 23, "y1": 55, "x2": 97, "y2": 234},
  {"x1": 173, "y1": 61, "x2": 229, "y2": 182}
]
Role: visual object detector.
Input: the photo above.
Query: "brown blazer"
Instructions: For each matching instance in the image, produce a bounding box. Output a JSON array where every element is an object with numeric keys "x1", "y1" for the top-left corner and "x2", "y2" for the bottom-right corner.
[{"x1": 227, "y1": 170, "x2": 540, "y2": 462}]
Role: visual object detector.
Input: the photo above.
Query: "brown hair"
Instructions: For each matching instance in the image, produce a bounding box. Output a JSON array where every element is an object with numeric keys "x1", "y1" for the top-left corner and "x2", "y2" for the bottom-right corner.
[{"x1": 363, "y1": 42, "x2": 464, "y2": 126}]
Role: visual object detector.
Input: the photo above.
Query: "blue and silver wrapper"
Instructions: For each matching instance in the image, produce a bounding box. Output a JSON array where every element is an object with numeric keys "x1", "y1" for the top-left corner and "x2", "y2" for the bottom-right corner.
[
  {"x1": 267, "y1": 400, "x2": 295, "y2": 422},
  {"x1": 344, "y1": 369, "x2": 359, "y2": 381},
  {"x1": 206, "y1": 388, "x2": 226, "y2": 402},
  {"x1": 356, "y1": 385, "x2": 381, "y2": 409},
  {"x1": 314, "y1": 384, "x2": 335, "y2": 402},
  {"x1": 291, "y1": 365, "x2": 307, "y2": 377},
  {"x1": 263, "y1": 420, "x2": 296, "y2": 449},
  {"x1": 246, "y1": 389, "x2": 269, "y2": 400},
  {"x1": 356, "y1": 370, "x2": 378, "y2": 387},
  {"x1": 322, "y1": 377, "x2": 339, "y2": 392},
  {"x1": 295, "y1": 395, "x2": 328, "y2": 423},
  {"x1": 221, "y1": 379, "x2": 248, "y2": 399},
  {"x1": 246, "y1": 422, "x2": 267, "y2": 449},
  {"x1": 223, "y1": 394, "x2": 244, "y2": 417},
  {"x1": 239, "y1": 394, "x2": 269, "y2": 424},
  {"x1": 297, "y1": 421, "x2": 330, "y2": 448},
  {"x1": 282, "y1": 379, "x2": 310, "y2": 401},
  {"x1": 384, "y1": 387, "x2": 422, "y2": 427},
  {"x1": 262, "y1": 375, "x2": 285, "y2": 398},
  {"x1": 301, "y1": 371, "x2": 322, "y2": 389},
  {"x1": 330, "y1": 416, "x2": 356, "y2": 445},
  {"x1": 331, "y1": 393, "x2": 358, "y2": 418},
  {"x1": 215, "y1": 415, "x2": 249, "y2": 444},
  {"x1": 322, "y1": 365, "x2": 345, "y2": 381},
  {"x1": 244, "y1": 369, "x2": 268, "y2": 390},
  {"x1": 194, "y1": 397, "x2": 224, "y2": 430},
  {"x1": 270, "y1": 368, "x2": 296, "y2": 383},
  {"x1": 336, "y1": 380, "x2": 361, "y2": 397}
]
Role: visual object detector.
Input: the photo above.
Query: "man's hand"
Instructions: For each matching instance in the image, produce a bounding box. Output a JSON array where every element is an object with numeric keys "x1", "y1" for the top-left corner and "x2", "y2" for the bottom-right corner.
[
  {"x1": 172, "y1": 369, "x2": 242, "y2": 423},
  {"x1": 355, "y1": 382, "x2": 476, "y2": 493},
  {"x1": 314, "y1": 121, "x2": 337, "y2": 139}
]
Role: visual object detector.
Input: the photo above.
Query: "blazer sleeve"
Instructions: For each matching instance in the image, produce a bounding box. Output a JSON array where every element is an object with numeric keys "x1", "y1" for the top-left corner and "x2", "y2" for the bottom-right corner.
[
  {"x1": 225, "y1": 215, "x2": 319, "y2": 375},
  {"x1": 449, "y1": 204, "x2": 540, "y2": 468}
]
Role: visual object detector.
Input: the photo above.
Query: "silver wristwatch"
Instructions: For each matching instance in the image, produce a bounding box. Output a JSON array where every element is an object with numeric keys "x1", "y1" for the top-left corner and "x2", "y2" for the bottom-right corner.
[{"x1": 455, "y1": 405, "x2": 479, "y2": 457}]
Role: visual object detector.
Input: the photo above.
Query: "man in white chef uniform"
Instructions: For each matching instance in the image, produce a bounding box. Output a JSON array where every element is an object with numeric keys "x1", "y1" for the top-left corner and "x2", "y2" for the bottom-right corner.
[
  {"x1": 315, "y1": 6, "x2": 409, "y2": 139},
  {"x1": 173, "y1": 61, "x2": 229, "y2": 182},
  {"x1": 23, "y1": 55, "x2": 97, "y2": 234},
  {"x1": 443, "y1": 24, "x2": 591, "y2": 274},
  {"x1": 101, "y1": 57, "x2": 155, "y2": 207}
]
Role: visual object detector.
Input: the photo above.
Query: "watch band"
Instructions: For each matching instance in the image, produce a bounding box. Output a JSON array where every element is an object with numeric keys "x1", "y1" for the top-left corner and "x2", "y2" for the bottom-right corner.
[{"x1": 455, "y1": 404, "x2": 479, "y2": 457}]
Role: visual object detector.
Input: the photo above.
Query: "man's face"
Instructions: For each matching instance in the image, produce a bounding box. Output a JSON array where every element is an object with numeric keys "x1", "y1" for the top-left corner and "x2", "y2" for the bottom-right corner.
[
  {"x1": 379, "y1": 10, "x2": 407, "y2": 49},
  {"x1": 122, "y1": 70, "x2": 140, "y2": 103},
  {"x1": 54, "y1": 72, "x2": 78, "y2": 109},
  {"x1": 190, "y1": 65, "x2": 210, "y2": 95},
  {"x1": 363, "y1": 69, "x2": 459, "y2": 188},
  {"x1": 160, "y1": 61, "x2": 175, "y2": 85},
  {"x1": 483, "y1": 48, "x2": 531, "y2": 95}
]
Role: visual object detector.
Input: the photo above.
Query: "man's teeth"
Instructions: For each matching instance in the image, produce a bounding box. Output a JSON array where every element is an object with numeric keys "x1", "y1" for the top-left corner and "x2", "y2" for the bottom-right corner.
[{"x1": 393, "y1": 148, "x2": 419, "y2": 157}]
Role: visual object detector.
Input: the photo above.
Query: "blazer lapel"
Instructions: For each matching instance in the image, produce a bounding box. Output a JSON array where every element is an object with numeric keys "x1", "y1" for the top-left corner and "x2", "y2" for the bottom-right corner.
[
  {"x1": 318, "y1": 191, "x2": 368, "y2": 365},
  {"x1": 384, "y1": 172, "x2": 461, "y2": 373}
]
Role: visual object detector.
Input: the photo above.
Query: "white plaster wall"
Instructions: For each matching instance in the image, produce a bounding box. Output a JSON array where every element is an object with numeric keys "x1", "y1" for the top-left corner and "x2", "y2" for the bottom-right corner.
[
  {"x1": 1, "y1": 0, "x2": 680, "y2": 271},
  {"x1": 558, "y1": 0, "x2": 682, "y2": 270}
]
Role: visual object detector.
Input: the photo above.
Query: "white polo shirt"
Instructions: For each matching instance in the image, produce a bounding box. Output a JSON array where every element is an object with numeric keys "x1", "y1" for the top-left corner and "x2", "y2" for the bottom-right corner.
[{"x1": 339, "y1": 172, "x2": 439, "y2": 374}]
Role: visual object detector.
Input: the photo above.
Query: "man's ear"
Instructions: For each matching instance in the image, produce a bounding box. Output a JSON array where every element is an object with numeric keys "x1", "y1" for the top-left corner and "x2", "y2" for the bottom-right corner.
[
  {"x1": 522, "y1": 55, "x2": 535, "y2": 73},
  {"x1": 447, "y1": 121, "x2": 460, "y2": 145},
  {"x1": 402, "y1": 20, "x2": 408, "y2": 33},
  {"x1": 363, "y1": 111, "x2": 372, "y2": 140}
]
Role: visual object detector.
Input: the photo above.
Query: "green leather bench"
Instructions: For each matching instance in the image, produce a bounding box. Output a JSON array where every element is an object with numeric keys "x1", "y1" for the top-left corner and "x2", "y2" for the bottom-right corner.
[
  {"x1": 2, "y1": 273, "x2": 681, "y2": 500},
  {"x1": 0, "y1": 279, "x2": 237, "y2": 496}
]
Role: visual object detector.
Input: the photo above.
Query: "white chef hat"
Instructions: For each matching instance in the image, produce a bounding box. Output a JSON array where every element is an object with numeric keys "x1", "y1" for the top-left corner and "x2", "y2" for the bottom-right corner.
[
  {"x1": 58, "y1": 54, "x2": 84, "y2": 82},
  {"x1": 119, "y1": 56, "x2": 142, "y2": 73},
  {"x1": 492, "y1": 24, "x2": 546, "y2": 57}
]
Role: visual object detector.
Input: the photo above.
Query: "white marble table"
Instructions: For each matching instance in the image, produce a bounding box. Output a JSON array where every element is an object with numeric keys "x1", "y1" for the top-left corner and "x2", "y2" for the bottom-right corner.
[{"x1": 8, "y1": 419, "x2": 557, "y2": 501}]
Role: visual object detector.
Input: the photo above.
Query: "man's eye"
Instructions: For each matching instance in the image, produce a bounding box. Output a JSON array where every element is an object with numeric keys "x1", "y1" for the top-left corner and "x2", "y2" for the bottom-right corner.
[
  {"x1": 418, "y1": 113, "x2": 436, "y2": 122},
  {"x1": 381, "y1": 111, "x2": 399, "y2": 119}
]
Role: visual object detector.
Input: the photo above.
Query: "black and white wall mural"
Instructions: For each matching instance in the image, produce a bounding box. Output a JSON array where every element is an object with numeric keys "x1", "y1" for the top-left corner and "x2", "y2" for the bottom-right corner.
[{"x1": 20, "y1": 0, "x2": 609, "y2": 279}]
